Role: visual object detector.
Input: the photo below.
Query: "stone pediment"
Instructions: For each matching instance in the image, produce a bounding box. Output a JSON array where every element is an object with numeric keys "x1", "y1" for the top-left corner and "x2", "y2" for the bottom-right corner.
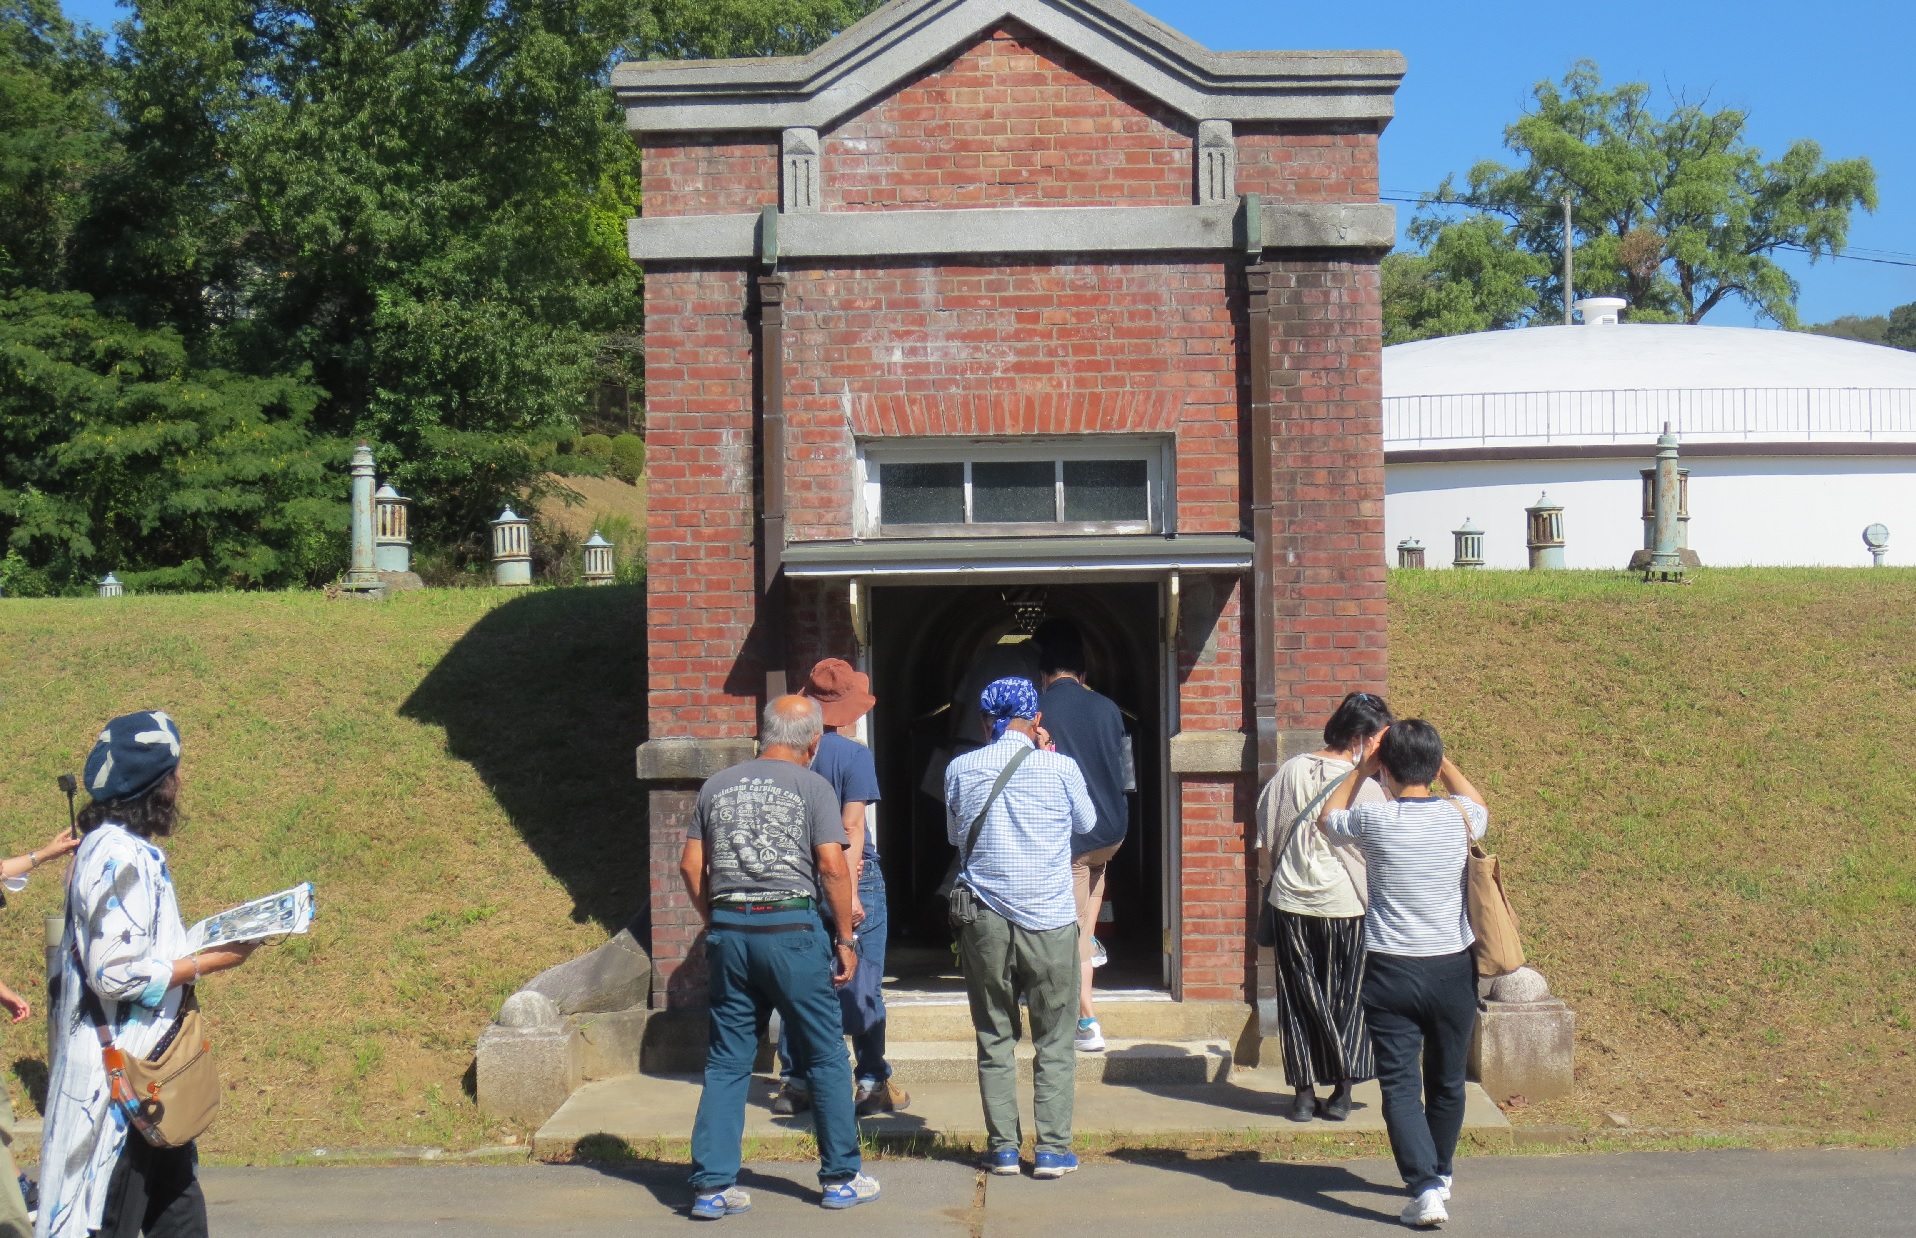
[{"x1": 613, "y1": 0, "x2": 1404, "y2": 132}]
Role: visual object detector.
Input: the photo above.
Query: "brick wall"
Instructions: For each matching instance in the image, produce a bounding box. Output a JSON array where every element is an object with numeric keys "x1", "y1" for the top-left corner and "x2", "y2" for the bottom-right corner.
[
  {"x1": 636, "y1": 28, "x2": 1385, "y2": 1012},
  {"x1": 824, "y1": 26, "x2": 1192, "y2": 211},
  {"x1": 1235, "y1": 124, "x2": 1381, "y2": 203},
  {"x1": 781, "y1": 259, "x2": 1240, "y2": 542},
  {"x1": 1267, "y1": 255, "x2": 1390, "y2": 730}
]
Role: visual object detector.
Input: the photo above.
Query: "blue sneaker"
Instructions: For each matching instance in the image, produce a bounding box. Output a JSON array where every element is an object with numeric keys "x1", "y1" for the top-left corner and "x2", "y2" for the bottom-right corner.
[
  {"x1": 819, "y1": 1172, "x2": 881, "y2": 1210},
  {"x1": 983, "y1": 1146, "x2": 1021, "y2": 1175},
  {"x1": 690, "y1": 1185, "x2": 751, "y2": 1219},
  {"x1": 1032, "y1": 1150, "x2": 1079, "y2": 1180}
]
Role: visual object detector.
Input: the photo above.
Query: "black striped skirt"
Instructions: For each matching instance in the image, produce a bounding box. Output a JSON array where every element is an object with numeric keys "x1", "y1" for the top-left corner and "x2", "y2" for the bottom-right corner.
[{"x1": 1272, "y1": 909, "x2": 1372, "y2": 1088}]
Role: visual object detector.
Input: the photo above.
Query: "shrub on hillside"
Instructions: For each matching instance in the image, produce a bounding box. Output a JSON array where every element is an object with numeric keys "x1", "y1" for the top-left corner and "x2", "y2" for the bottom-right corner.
[
  {"x1": 577, "y1": 434, "x2": 613, "y2": 462},
  {"x1": 609, "y1": 433, "x2": 645, "y2": 483}
]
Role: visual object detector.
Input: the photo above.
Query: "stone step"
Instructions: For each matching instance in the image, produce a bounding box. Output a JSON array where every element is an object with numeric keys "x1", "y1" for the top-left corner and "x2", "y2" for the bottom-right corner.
[
  {"x1": 885, "y1": 1039, "x2": 1232, "y2": 1085},
  {"x1": 865, "y1": 998, "x2": 1251, "y2": 1044},
  {"x1": 531, "y1": 1070, "x2": 1513, "y2": 1162}
]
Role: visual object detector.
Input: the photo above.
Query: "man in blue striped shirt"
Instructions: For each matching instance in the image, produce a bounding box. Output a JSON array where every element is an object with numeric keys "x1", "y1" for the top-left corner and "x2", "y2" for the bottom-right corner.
[{"x1": 945, "y1": 677, "x2": 1096, "y2": 1180}]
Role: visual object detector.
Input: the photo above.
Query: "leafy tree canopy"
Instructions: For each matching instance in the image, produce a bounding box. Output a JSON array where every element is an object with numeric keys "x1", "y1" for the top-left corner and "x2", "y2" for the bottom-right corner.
[
  {"x1": 1387, "y1": 62, "x2": 1877, "y2": 343},
  {"x1": 1803, "y1": 301, "x2": 1916, "y2": 352}
]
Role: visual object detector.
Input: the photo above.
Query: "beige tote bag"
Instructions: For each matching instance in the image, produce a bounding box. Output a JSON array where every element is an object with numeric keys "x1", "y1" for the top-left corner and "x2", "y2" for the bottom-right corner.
[{"x1": 1446, "y1": 796, "x2": 1526, "y2": 978}]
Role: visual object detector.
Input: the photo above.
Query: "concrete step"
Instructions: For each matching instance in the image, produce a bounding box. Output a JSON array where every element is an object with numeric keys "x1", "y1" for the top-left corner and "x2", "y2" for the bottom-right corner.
[
  {"x1": 862, "y1": 998, "x2": 1250, "y2": 1044},
  {"x1": 885, "y1": 1039, "x2": 1231, "y2": 1085},
  {"x1": 532, "y1": 1069, "x2": 1513, "y2": 1162}
]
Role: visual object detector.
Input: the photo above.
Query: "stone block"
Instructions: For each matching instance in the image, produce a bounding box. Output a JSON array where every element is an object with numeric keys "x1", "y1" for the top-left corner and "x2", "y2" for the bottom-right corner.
[
  {"x1": 1470, "y1": 998, "x2": 1575, "y2": 1104},
  {"x1": 525, "y1": 928, "x2": 652, "y2": 1016},
  {"x1": 1168, "y1": 730, "x2": 1249, "y2": 773},
  {"x1": 477, "y1": 1022, "x2": 581, "y2": 1126},
  {"x1": 636, "y1": 738, "x2": 757, "y2": 782},
  {"x1": 574, "y1": 1007, "x2": 650, "y2": 1080}
]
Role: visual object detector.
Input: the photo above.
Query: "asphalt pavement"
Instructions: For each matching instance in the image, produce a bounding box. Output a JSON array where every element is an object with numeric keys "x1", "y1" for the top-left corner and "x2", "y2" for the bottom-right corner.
[{"x1": 199, "y1": 1147, "x2": 1916, "y2": 1236}]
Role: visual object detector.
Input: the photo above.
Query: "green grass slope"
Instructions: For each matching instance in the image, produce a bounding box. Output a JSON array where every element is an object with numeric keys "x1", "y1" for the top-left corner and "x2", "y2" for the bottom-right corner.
[
  {"x1": 0, "y1": 588, "x2": 646, "y2": 1158},
  {"x1": 0, "y1": 571, "x2": 1909, "y2": 1159},
  {"x1": 1392, "y1": 569, "x2": 1916, "y2": 1136}
]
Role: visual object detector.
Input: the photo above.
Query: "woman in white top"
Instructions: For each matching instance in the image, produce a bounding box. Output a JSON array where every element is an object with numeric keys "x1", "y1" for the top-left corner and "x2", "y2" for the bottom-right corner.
[
  {"x1": 1256, "y1": 692, "x2": 1391, "y2": 1122},
  {"x1": 1318, "y1": 719, "x2": 1489, "y2": 1231},
  {"x1": 40, "y1": 713, "x2": 257, "y2": 1238}
]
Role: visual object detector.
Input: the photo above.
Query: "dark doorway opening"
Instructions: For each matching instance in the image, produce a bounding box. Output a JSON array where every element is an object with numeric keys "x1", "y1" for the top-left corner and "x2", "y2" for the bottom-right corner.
[{"x1": 868, "y1": 581, "x2": 1166, "y2": 994}]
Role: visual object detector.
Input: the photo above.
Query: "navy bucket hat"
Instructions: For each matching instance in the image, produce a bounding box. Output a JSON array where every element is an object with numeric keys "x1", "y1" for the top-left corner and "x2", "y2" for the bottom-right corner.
[{"x1": 84, "y1": 711, "x2": 182, "y2": 804}]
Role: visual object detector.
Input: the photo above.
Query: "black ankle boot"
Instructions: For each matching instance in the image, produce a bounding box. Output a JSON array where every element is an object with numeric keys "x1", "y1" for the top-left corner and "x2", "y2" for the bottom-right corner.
[
  {"x1": 1288, "y1": 1088, "x2": 1317, "y2": 1122},
  {"x1": 1321, "y1": 1083, "x2": 1352, "y2": 1121}
]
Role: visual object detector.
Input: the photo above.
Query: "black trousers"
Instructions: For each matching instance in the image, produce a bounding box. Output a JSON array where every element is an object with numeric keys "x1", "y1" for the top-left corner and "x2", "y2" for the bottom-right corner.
[
  {"x1": 93, "y1": 1138, "x2": 207, "y2": 1238},
  {"x1": 1273, "y1": 910, "x2": 1372, "y2": 1089},
  {"x1": 1362, "y1": 949, "x2": 1478, "y2": 1195}
]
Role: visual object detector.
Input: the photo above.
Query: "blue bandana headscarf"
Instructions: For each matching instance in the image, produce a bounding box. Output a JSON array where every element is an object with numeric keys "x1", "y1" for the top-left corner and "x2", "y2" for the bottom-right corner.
[{"x1": 980, "y1": 677, "x2": 1040, "y2": 741}]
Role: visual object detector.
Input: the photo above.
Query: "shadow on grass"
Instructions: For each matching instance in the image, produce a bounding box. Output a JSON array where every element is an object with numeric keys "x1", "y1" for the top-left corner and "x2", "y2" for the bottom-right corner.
[
  {"x1": 401, "y1": 585, "x2": 648, "y2": 934},
  {"x1": 13, "y1": 1058, "x2": 46, "y2": 1114}
]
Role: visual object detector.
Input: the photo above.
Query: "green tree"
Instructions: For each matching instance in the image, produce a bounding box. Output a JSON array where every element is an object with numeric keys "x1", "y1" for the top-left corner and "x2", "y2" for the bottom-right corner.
[
  {"x1": 1383, "y1": 215, "x2": 1548, "y2": 345},
  {"x1": 1393, "y1": 62, "x2": 1877, "y2": 332},
  {"x1": 0, "y1": 0, "x2": 115, "y2": 292},
  {"x1": 0, "y1": 289, "x2": 339, "y2": 590},
  {"x1": 623, "y1": 0, "x2": 881, "y2": 59},
  {"x1": 74, "y1": 0, "x2": 650, "y2": 553},
  {"x1": 1888, "y1": 302, "x2": 1916, "y2": 351}
]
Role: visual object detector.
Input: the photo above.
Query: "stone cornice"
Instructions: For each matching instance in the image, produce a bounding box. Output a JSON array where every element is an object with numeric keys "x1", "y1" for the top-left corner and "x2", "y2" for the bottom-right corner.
[
  {"x1": 613, "y1": 0, "x2": 1405, "y2": 132},
  {"x1": 629, "y1": 201, "x2": 1394, "y2": 262}
]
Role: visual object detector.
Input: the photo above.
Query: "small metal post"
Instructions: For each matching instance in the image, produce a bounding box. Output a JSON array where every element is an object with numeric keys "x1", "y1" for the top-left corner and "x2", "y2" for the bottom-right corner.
[
  {"x1": 1396, "y1": 538, "x2": 1426, "y2": 569},
  {"x1": 1863, "y1": 524, "x2": 1889, "y2": 567},
  {"x1": 582, "y1": 531, "x2": 615, "y2": 585},
  {"x1": 1640, "y1": 466, "x2": 1691, "y2": 550},
  {"x1": 1525, "y1": 492, "x2": 1565, "y2": 570},
  {"x1": 373, "y1": 484, "x2": 411, "y2": 573},
  {"x1": 1645, "y1": 424, "x2": 1686, "y2": 582},
  {"x1": 491, "y1": 508, "x2": 532, "y2": 587},
  {"x1": 1451, "y1": 519, "x2": 1483, "y2": 570},
  {"x1": 97, "y1": 572, "x2": 124, "y2": 598},
  {"x1": 346, "y1": 443, "x2": 380, "y2": 589}
]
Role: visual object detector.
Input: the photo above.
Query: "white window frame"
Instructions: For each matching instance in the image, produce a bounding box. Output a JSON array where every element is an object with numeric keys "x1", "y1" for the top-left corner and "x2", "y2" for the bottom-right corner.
[{"x1": 855, "y1": 436, "x2": 1173, "y2": 538}]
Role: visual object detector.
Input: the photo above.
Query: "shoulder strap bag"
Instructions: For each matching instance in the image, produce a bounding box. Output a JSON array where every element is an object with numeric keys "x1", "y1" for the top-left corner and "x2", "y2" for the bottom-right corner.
[
  {"x1": 1445, "y1": 796, "x2": 1526, "y2": 978},
  {"x1": 944, "y1": 744, "x2": 1035, "y2": 930},
  {"x1": 1254, "y1": 768, "x2": 1352, "y2": 947},
  {"x1": 74, "y1": 950, "x2": 221, "y2": 1148}
]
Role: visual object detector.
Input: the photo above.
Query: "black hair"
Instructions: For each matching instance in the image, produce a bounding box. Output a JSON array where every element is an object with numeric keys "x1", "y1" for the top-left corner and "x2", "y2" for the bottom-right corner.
[
  {"x1": 1034, "y1": 617, "x2": 1087, "y2": 676},
  {"x1": 1322, "y1": 691, "x2": 1394, "y2": 752},
  {"x1": 77, "y1": 771, "x2": 180, "y2": 839},
  {"x1": 1378, "y1": 718, "x2": 1443, "y2": 786}
]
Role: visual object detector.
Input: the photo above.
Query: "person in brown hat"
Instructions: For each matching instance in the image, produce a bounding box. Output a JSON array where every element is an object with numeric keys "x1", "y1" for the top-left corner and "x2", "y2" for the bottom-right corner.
[{"x1": 771, "y1": 659, "x2": 911, "y2": 1118}]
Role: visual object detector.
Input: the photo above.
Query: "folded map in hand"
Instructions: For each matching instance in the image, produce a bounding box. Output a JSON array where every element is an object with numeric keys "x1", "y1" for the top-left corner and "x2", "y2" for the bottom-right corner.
[{"x1": 185, "y1": 882, "x2": 315, "y2": 952}]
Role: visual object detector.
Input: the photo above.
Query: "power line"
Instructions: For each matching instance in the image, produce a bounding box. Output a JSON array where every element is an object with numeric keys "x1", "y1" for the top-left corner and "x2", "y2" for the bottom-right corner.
[{"x1": 1378, "y1": 193, "x2": 1916, "y2": 268}]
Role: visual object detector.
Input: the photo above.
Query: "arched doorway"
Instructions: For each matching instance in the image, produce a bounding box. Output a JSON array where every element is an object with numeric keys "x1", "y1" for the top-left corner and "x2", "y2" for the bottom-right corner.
[{"x1": 867, "y1": 581, "x2": 1168, "y2": 993}]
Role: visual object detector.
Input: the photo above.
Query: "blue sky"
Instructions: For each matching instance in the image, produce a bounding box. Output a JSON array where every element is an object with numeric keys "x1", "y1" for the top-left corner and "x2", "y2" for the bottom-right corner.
[{"x1": 58, "y1": 0, "x2": 1916, "y2": 326}]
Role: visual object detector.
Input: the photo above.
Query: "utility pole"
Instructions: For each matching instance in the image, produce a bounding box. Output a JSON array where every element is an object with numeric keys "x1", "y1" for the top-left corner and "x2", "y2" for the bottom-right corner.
[{"x1": 1561, "y1": 193, "x2": 1575, "y2": 324}]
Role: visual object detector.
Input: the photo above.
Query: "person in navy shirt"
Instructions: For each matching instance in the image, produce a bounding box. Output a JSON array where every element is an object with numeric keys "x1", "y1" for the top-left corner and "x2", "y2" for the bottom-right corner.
[{"x1": 771, "y1": 659, "x2": 911, "y2": 1118}]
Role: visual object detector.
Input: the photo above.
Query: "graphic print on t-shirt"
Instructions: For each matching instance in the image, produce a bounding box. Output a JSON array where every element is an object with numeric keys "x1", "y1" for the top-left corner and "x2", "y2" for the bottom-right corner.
[{"x1": 708, "y1": 776, "x2": 812, "y2": 891}]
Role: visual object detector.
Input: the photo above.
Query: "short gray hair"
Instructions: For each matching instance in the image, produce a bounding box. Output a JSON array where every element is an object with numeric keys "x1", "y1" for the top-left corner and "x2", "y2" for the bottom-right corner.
[{"x1": 761, "y1": 696, "x2": 823, "y2": 751}]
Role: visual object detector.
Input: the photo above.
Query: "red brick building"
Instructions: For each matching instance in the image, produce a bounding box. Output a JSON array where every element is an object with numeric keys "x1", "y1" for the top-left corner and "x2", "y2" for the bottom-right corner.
[{"x1": 622, "y1": 0, "x2": 1400, "y2": 1028}]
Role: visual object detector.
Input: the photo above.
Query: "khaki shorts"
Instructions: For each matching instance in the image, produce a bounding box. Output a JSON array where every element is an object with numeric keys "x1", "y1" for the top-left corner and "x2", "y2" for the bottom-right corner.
[{"x1": 1072, "y1": 844, "x2": 1121, "y2": 963}]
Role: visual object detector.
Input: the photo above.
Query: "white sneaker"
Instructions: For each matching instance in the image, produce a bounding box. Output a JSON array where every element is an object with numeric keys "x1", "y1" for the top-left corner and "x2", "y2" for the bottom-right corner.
[
  {"x1": 820, "y1": 1172, "x2": 881, "y2": 1210},
  {"x1": 1438, "y1": 1174, "x2": 1452, "y2": 1201},
  {"x1": 1401, "y1": 1187, "x2": 1448, "y2": 1228},
  {"x1": 1074, "y1": 1017, "x2": 1105, "y2": 1052}
]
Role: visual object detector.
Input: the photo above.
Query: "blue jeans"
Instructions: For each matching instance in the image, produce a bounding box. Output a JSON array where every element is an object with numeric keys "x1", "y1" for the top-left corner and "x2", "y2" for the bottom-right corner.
[
  {"x1": 690, "y1": 906, "x2": 861, "y2": 1189},
  {"x1": 778, "y1": 869, "x2": 891, "y2": 1088}
]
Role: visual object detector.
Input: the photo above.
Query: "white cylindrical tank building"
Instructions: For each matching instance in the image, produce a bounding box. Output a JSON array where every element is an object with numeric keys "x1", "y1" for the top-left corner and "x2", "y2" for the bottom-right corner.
[{"x1": 1384, "y1": 315, "x2": 1916, "y2": 568}]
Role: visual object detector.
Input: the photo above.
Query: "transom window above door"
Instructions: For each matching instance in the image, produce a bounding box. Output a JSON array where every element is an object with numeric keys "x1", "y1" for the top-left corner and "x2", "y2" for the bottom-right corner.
[{"x1": 857, "y1": 438, "x2": 1170, "y2": 537}]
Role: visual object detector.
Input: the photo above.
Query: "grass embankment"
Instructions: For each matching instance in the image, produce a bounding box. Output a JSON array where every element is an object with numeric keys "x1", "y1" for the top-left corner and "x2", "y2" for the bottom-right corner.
[
  {"x1": 0, "y1": 588, "x2": 646, "y2": 1160},
  {"x1": 1392, "y1": 569, "x2": 1916, "y2": 1141},
  {"x1": 0, "y1": 570, "x2": 1909, "y2": 1162}
]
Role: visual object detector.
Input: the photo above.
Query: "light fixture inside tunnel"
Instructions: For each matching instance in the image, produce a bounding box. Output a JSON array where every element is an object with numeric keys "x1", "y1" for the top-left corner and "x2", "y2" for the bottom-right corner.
[{"x1": 1000, "y1": 586, "x2": 1049, "y2": 635}]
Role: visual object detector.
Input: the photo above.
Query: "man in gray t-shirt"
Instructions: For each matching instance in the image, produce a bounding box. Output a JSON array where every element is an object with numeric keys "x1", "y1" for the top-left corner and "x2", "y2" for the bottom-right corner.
[
  {"x1": 690, "y1": 757, "x2": 843, "y2": 902},
  {"x1": 679, "y1": 696, "x2": 880, "y2": 1217}
]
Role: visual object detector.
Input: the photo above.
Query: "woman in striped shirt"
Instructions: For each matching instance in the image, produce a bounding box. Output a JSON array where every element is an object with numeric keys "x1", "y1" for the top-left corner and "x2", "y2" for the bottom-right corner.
[{"x1": 1318, "y1": 719, "x2": 1488, "y2": 1230}]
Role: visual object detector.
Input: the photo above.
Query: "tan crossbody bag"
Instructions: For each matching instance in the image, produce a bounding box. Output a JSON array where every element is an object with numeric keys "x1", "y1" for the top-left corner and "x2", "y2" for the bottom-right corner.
[
  {"x1": 1444, "y1": 796, "x2": 1526, "y2": 978},
  {"x1": 74, "y1": 945, "x2": 221, "y2": 1149}
]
